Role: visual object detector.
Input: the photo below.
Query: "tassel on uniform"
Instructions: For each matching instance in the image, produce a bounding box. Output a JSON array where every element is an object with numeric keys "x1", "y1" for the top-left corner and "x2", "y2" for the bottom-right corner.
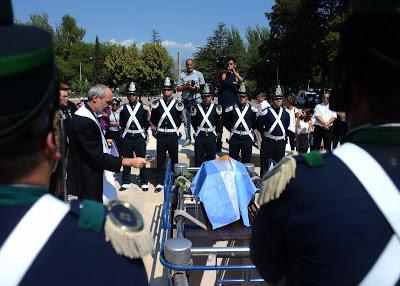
[
  {"x1": 258, "y1": 155, "x2": 297, "y2": 205},
  {"x1": 104, "y1": 200, "x2": 153, "y2": 259}
]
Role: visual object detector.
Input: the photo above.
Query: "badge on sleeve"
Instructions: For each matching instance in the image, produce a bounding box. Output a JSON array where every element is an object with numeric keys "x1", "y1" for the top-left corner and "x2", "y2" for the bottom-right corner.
[
  {"x1": 151, "y1": 100, "x2": 160, "y2": 109},
  {"x1": 191, "y1": 106, "x2": 197, "y2": 116},
  {"x1": 216, "y1": 105, "x2": 222, "y2": 115},
  {"x1": 176, "y1": 100, "x2": 184, "y2": 111}
]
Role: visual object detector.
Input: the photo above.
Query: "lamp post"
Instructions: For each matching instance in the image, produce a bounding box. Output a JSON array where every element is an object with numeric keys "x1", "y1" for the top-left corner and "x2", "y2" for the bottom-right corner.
[{"x1": 79, "y1": 56, "x2": 92, "y2": 94}]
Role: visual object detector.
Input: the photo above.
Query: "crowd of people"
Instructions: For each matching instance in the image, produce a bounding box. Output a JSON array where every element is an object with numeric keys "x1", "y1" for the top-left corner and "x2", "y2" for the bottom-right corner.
[{"x1": 56, "y1": 55, "x2": 349, "y2": 200}]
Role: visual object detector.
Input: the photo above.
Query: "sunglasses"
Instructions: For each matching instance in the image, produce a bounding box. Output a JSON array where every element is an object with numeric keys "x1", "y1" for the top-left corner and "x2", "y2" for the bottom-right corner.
[{"x1": 163, "y1": 88, "x2": 173, "y2": 91}]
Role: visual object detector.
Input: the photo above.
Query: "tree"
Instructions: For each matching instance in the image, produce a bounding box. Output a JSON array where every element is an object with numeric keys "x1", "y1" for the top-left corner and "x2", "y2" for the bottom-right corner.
[
  {"x1": 93, "y1": 36, "x2": 102, "y2": 83},
  {"x1": 56, "y1": 42, "x2": 94, "y2": 88},
  {"x1": 27, "y1": 13, "x2": 54, "y2": 36},
  {"x1": 262, "y1": 0, "x2": 349, "y2": 89},
  {"x1": 245, "y1": 26, "x2": 270, "y2": 93},
  {"x1": 54, "y1": 14, "x2": 86, "y2": 60},
  {"x1": 226, "y1": 27, "x2": 247, "y2": 75},
  {"x1": 139, "y1": 43, "x2": 174, "y2": 95},
  {"x1": 151, "y1": 29, "x2": 161, "y2": 45},
  {"x1": 194, "y1": 23, "x2": 230, "y2": 82},
  {"x1": 104, "y1": 44, "x2": 140, "y2": 86}
]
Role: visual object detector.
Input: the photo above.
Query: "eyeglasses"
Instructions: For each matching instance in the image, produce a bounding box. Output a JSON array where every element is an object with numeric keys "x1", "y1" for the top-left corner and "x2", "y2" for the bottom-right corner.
[
  {"x1": 163, "y1": 88, "x2": 173, "y2": 91},
  {"x1": 323, "y1": 97, "x2": 330, "y2": 100}
]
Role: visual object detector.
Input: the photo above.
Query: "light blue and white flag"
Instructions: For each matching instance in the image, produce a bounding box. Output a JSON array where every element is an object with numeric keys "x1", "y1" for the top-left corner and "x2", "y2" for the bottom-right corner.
[{"x1": 191, "y1": 157, "x2": 257, "y2": 229}]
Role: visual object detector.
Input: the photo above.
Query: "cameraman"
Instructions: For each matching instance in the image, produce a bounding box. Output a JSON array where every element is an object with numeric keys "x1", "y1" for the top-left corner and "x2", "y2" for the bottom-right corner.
[
  {"x1": 216, "y1": 56, "x2": 243, "y2": 151},
  {"x1": 176, "y1": 58, "x2": 205, "y2": 146},
  {"x1": 217, "y1": 57, "x2": 244, "y2": 109}
]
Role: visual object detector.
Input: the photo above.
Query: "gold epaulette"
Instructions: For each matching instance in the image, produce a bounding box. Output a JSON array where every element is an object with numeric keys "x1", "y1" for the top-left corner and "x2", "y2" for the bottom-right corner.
[{"x1": 257, "y1": 152, "x2": 297, "y2": 205}]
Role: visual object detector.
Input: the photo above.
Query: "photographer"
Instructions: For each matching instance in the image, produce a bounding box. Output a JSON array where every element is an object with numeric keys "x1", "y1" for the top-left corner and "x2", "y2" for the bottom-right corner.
[
  {"x1": 217, "y1": 57, "x2": 244, "y2": 109},
  {"x1": 216, "y1": 56, "x2": 243, "y2": 151},
  {"x1": 176, "y1": 58, "x2": 205, "y2": 146}
]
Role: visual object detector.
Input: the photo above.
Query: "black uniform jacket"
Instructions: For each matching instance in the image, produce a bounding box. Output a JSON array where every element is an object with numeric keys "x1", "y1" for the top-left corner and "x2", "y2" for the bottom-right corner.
[
  {"x1": 250, "y1": 127, "x2": 400, "y2": 286},
  {"x1": 67, "y1": 103, "x2": 122, "y2": 201},
  {"x1": 0, "y1": 187, "x2": 148, "y2": 286},
  {"x1": 223, "y1": 102, "x2": 257, "y2": 133},
  {"x1": 256, "y1": 106, "x2": 290, "y2": 141},
  {"x1": 119, "y1": 102, "x2": 150, "y2": 138},
  {"x1": 150, "y1": 97, "x2": 182, "y2": 134},
  {"x1": 191, "y1": 103, "x2": 223, "y2": 135}
]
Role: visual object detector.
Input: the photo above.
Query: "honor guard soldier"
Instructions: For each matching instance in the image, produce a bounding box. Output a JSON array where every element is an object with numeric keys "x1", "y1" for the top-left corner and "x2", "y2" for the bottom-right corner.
[
  {"x1": 120, "y1": 82, "x2": 151, "y2": 191},
  {"x1": 256, "y1": 92, "x2": 290, "y2": 176},
  {"x1": 223, "y1": 83, "x2": 257, "y2": 163},
  {"x1": 150, "y1": 77, "x2": 183, "y2": 193},
  {"x1": 190, "y1": 83, "x2": 223, "y2": 166},
  {"x1": 251, "y1": 2, "x2": 400, "y2": 285},
  {"x1": 0, "y1": 2, "x2": 151, "y2": 285}
]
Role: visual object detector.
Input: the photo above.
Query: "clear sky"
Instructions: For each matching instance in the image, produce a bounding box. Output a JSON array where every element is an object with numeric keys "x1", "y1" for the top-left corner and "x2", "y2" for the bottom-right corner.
[{"x1": 13, "y1": 0, "x2": 274, "y2": 60}]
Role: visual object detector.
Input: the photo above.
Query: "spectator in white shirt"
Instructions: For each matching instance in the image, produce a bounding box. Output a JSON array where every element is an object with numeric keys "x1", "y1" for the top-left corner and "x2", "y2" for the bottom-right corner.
[
  {"x1": 311, "y1": 93, "x2": 337, "y2": 151},
  {"x1": 296, "y1": 108, "x2": 313, "y2": 153},
  {"x1": 285, "y1": 94, "x2": 299, "y2": 151}
]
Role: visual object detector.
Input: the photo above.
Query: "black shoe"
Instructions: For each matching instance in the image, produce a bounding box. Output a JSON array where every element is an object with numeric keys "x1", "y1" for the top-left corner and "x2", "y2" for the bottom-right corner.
[{"x1": 141, "y1": 184, "x2": 149, "y2": 192}]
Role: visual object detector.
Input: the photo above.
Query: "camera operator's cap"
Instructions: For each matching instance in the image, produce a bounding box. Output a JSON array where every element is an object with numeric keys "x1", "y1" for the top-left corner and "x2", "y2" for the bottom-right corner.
[
  {"x1": 125, "y1": 82, "x2": 140, "y2": 94},
  {"x1": 161, "y1": 77, "x2": 175, "y2": 89},
  {"x1": 236, "y1": 82, "x2": 249, "y2": 96},
  {"x1": 0, "y1": 1, "x2": 58, "y2": 138},
  {"x1": 200, "y1": 83, "x2": 213, "y2": 95}
]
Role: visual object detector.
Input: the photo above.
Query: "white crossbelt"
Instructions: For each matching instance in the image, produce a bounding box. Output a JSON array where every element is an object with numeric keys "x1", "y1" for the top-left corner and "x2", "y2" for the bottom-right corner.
[
  {"x1": 122, "y1": 103, "x2": 145, "y2": 138},
  {"x1": 333, "y1": 143, "x2": 400, "y2": 286},
  {"x1": 231, "y1": 104, "x2": 254, "y2": 141},
  {"x1": 157, "y1": 98, "x2": 179, "y2": 135},
  {"x1": 264, "y1": 107, "x2": 286, "y2": 141},
  {"x1": 195, "y1": 103, "x2": 216, "y2": 136},
  {"x1": 0, "y1": 194, "x2": 70, "y2": 286}
]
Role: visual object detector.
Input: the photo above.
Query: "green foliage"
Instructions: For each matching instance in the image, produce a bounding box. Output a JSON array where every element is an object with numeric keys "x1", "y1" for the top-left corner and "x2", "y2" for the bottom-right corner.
[
  {"x1": 226, "y1": 27, "x2": 247, "y2": 75},
  {"x1": 93, "y1": 36, "x2": 102, "y2": 83},
  {"x1": 139, "y1": 43, "x2": 174, "y2": 93},
  {"x1": 54, "y1": 14, "x2": 85, "y2": 61},
  {"x1": 104, "y1": 44, "x2": 140, "y2": 86},
  {"x1": 104, "y1": 43, "x2": 173, "y2": 94},
  {"x1": 245, "y1": 25, "x2": 269, "y2": 79},
  {"x1": 194, "y1": 23, "x2": 230, "y2": 82},
  {"x1": 27, "y1": 13, "x2": 54, "y2": 36},
  {"x1": 194, "y1": 22, "x2": 271, "y2": 97},
  {"x1": 151, "y1": 29, "x2": 161, "y2": 44},
  {"x1": 56, "y1": 42, "x2": 94, "y2": 86},
  {"x1": 263, "y1": 0, "x2": 349, "y2": 89},
  {"x1": 70, "y1": 78, "x2": 92, "y2": 96},
  {"x1": 21, "y1": 13, "x2": 174, "y2": 91},
  {"x1": 194, "y1": 1, "x2": 348, "y2": 93}
]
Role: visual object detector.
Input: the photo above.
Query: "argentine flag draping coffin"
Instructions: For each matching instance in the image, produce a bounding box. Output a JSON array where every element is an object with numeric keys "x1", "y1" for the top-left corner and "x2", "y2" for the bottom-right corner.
[{"x1": 190, "y1": 156, "x2": 257, "y2": 229}]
